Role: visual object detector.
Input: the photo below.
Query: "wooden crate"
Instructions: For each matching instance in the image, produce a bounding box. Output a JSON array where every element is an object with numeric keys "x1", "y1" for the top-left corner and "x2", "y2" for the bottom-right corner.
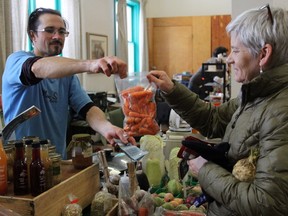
[
  {"x1": 0, "y1": 162, "x2": 100, "y2": 216},
  {"x1": 106, "y1": 199, "x2": 118, "y2": 216}
]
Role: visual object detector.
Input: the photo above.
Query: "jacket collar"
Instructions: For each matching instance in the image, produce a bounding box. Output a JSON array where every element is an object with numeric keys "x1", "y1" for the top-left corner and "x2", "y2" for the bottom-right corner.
[{"x1": 240, "y1": 64, "x2": 288, "y2": 104}]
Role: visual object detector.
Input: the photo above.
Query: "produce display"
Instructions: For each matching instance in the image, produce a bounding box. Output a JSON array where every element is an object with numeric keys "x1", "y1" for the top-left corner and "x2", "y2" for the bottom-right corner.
[{"x1": 151, "y1": 179, "x2": 207, "y2": 216}]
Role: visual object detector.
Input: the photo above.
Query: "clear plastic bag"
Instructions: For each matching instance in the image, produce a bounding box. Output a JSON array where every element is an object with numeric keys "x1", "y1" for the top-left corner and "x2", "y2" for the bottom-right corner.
[
  {"x1": 91, "y1": 186, "x2": 116, "y2": 215},
  {"x1": 62, "y1": 194, "x2": 82, "y2": 216},
  {"x1": 114, "y1": 72, "x2": 160, "y2": 137}
]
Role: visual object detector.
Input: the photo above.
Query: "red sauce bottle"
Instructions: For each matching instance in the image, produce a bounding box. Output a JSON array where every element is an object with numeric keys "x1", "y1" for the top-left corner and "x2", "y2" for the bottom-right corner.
[
  {"x1": 0, "y1": 137, "x2": 7, "y2": 195},
  {"x1": 30, "y1": 142, "x2": 46, "y2": 196},
  {"x1": 13, "y1": 141, "x2": 29, "y2": 195}
]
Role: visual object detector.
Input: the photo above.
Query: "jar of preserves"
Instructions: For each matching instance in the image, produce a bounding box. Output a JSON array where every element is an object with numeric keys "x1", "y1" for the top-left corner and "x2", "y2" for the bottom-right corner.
[
  {"x1": 49, "y1": 153, "x2": 62, "y2": 186},
  {"x1": 67, "y1": 134, "x2": 93, "y2": 169}
]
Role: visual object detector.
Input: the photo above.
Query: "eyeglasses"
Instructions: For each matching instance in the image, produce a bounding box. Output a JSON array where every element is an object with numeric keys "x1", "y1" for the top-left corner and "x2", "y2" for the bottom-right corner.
[
  {"x1": 36, "y1": 27, "x2": 69, "y2": 37},
  {"x1": 259, "y1": 4, "x2": 274, "y2": 25}
]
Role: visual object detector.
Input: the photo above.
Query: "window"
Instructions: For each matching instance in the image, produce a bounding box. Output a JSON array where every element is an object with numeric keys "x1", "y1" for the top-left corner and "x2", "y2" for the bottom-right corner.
[{"x1": 115, "y1": 0, "x2": 140, "y2": 74}]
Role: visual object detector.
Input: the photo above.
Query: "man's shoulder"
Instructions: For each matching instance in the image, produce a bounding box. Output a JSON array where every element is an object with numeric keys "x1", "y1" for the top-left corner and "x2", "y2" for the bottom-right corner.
[
  {"x1": 9, "y1": 51, "x2": 33, "y2": 58},
  {"x1": 6, "y1": 51, "x2": 34, "y2": 65}
]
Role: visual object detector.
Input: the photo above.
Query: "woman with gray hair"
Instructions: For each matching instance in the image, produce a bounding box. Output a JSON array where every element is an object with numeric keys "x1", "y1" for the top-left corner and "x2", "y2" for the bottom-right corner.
[{"x1": 147, "y1": 4, "x2": 288, "y2": 216}]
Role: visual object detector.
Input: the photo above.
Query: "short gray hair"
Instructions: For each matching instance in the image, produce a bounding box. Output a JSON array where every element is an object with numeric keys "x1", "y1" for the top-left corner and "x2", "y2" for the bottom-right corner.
[{"x1": 226, "y1": 6, "x2": 288, "y2": 69}]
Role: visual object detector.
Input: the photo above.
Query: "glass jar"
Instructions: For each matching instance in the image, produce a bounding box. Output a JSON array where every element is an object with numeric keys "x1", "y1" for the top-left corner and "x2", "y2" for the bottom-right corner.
[
  {"x1": 4, "y1": 146, "x2": 14, "y2": 183},
  {"x1": 48, "y1": 145, "x2": 56, "y2": 154},
  {"x1": 49, "y1": 153, "x2": 62, "y2": 186},
  {"x1": 67, "y1": 134, "x2": 93, "y2": 169}
]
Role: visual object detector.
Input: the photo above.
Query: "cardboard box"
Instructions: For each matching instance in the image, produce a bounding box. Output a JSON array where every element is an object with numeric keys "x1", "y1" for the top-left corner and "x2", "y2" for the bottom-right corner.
[{"x1": 0, "y1": 162, "x2": 100, "y2": 216}]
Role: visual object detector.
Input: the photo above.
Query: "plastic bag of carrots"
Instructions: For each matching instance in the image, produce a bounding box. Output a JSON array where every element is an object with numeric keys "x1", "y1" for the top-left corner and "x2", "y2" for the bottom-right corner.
[{"x1": 115, "y1": 72, "x2": 160, "y2": 137}]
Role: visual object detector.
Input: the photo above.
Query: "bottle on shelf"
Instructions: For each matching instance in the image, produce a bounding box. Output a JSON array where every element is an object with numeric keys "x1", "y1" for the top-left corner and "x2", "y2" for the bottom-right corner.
[
  {"x1": 40, "y1": 139, "x2": 53, "y2": 190},
  {"x1": 0, "y1": 136, "x2": 7, "y2": 195},
  {"x1": 24, "y1": 139, "x2": 33, "y2": 191},
  {"x1": 30, "y1": 142, "x2": 46, "y2": 196},
  {"x1": 13, "y1": 141, "x2": 29, "y2": 195}
]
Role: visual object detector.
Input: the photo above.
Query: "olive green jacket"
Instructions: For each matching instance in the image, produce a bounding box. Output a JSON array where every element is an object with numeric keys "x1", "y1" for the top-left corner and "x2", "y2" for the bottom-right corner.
[{"x1": 163, "y1": 64, "x2": 288, "y2": 216}]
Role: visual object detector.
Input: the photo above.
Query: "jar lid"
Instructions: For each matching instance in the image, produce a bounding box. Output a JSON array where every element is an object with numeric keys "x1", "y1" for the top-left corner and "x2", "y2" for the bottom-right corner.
[
  {"x1": 40, "y1": 139, "x2": 50, "y2": 145},
  {"x1": 32, "y1": 142, "x2": 40, "y2": 148},
  {"x1": 72, "y1": 134, "x2": 92, "y2": 142},
  {"x1": 22, "y1": 136, "x2": 40, "y2": 142},
  {"x1": 14, "y1": 141, "x2": 24, "y2": 148},
  {"x1": 24, "y1": 139, "x2": 33, "y2": 145},
  {"x1": 49, "y1": 153, "x2": 62, "y2": 159}
]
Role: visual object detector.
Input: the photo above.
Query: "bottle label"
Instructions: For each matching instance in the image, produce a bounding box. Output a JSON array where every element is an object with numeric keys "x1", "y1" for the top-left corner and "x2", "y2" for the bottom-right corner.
[
  {"x1": 0, "y1": 165, "x2": 6, "y2": 182},
  {"x1": 18, "y1": 170, "x2": 28, "y2": 189},
  {"x1": 82, "y1": 147, "x2": 93, "y2": 158},
  {"x1": 39, "y1": 168, "x2": 46, "y2": 188},
  {"x1": 53, "y1": 166, "x2": 61, "y2": 175}
]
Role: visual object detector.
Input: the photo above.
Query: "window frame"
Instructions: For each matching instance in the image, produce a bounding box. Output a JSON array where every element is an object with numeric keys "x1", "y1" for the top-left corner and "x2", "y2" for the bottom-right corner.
[{"x1": 114, "y1": 0, "x2": 140, "y2": 74}]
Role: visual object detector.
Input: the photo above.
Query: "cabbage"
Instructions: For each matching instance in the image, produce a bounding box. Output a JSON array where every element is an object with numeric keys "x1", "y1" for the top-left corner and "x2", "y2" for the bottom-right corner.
[
  {"x1": 140, "y1": 135, "x2": 165, "y2": 185},
  {"x1": 165, "y1": 147, "x2": 181, "y2": 181}
]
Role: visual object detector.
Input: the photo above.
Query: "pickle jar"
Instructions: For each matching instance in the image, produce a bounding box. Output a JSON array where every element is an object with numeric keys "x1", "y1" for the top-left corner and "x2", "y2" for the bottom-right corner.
[
  {"x1": 67, "y1": 134, "x2": 93, "y2": 169},
  {"x1": 49, "y1": 153, "x2": 62, "y2": 186}
]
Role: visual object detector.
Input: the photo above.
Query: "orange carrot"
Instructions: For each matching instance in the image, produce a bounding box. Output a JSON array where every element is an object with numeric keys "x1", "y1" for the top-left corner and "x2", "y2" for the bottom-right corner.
[
  {"x1": 139, "y1": 127, "x2": 157, "y2": 135},
  {"x1": 128, "y1": 111, "x2": 149, "y2": 118},
  {"x1": 130, "y1": 103, "x2": 141, "y2": 113},
  {"x1": 122, "y1": 103, "x2": 132, "y2": 116},
  {"x1": 129, "y1": 90, "x2": 153, "y2": 99},
  {"x1": 121, "y1": 86, "x2": 144, "y2": 98}
]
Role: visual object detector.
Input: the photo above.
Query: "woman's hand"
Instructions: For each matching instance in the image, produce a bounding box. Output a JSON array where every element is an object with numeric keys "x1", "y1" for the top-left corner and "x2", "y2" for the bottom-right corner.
[
  {"x1": 147, "y1": 70, "x2": 175, "y2": 93},
  {"x1": 187, "y1": 156, "x2": 207, "y2": 177}
]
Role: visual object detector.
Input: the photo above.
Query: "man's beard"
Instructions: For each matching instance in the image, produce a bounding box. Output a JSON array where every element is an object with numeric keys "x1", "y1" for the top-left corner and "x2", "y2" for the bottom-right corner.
[
  {"x1": 48, "y1": 40, "x2": 63, "y2": 56},
  {"x1": 49, "y1": 45, "x2": 62, "y2": 56}
]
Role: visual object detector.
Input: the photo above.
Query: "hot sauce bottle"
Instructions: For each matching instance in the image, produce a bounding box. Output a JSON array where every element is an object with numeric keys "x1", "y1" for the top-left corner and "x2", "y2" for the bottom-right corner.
[
  {"x1": 13, "y1": 141, "x2": 29, "y2": 195},
  {"x1": 40, "y1": 139, "x2": 53, "y2": 190},
  {"x1": 0, "y1": 136, "x2": 7, "y2": 195},
  {"x1": 30, "y1": 142, "x2": 46, "y2": 196}
]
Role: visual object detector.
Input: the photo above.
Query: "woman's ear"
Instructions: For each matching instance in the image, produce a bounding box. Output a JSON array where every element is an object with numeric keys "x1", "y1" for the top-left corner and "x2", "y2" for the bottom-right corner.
[{"x1": 259, "y1": 43, "x2": 273, "y2": 67}]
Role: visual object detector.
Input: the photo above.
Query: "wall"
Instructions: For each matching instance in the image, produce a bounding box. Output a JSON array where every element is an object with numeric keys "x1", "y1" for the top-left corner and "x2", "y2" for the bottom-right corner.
[
  {"x1": 145, "y1": 0, "x2": 232, "y2": 17},
  {"x1": 80, "y1": 0, "x2": 117, "y2": 94},
  {"x1": 79, "y1": 0, "x2": 288, "y2": 97},
  {"x1": 79, "y1": 0, "x2": 233, "y2": 94}
]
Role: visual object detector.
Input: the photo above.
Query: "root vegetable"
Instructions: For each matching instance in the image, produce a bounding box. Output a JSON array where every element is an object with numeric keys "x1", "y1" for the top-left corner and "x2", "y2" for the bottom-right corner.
[{"x1": 232, "y1": 147, "x2": 259, "y2": 182}]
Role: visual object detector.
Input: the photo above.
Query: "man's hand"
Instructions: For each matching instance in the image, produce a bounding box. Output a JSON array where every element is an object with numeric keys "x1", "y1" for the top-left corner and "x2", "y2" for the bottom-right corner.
[
  {"x1": 101, "y1": 124, "x2": 136, "y2": 146},
  {"x1": 89, "y1": 56, "x2": 128, "y2": 79}
]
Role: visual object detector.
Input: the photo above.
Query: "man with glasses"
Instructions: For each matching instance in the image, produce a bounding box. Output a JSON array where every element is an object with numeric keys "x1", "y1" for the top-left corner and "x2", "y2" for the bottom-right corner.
[
  {"x1": 2, "y1": 8, "x2": 135, "y2": 158},
  {"x1": 148, "y1": 4, "x2": 288, "y2": 216}
]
